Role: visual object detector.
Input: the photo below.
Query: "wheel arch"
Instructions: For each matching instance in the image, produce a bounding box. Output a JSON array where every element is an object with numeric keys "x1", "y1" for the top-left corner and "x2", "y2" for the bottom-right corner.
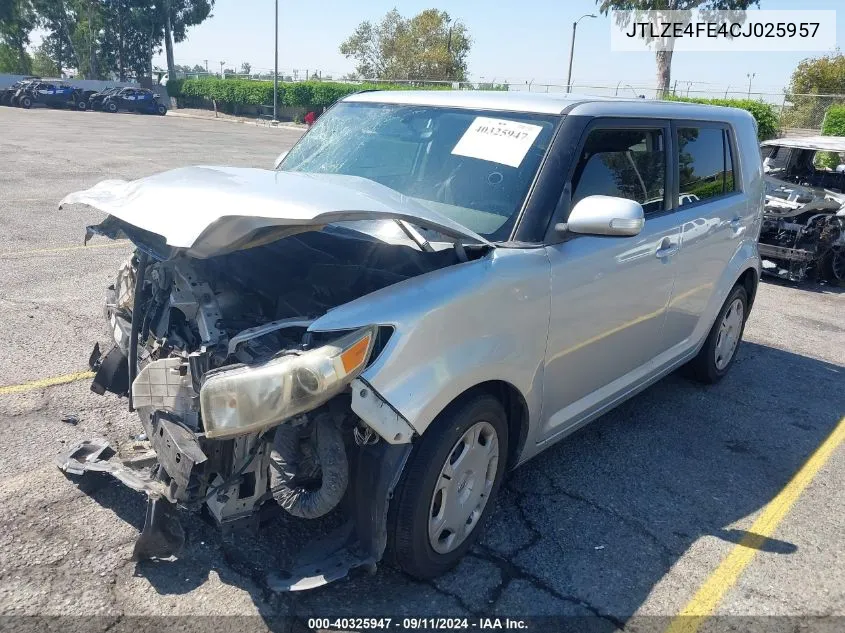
[
  {"x1": 737, "y1": 266, "x2": 759, "y2": 311},
  {"x1": 426, "y1": 379, "x2": 530, "y2": 471}
]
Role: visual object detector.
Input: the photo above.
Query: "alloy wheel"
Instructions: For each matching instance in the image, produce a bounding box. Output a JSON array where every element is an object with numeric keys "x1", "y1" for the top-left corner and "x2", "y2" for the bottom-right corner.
[{"x1": 714, "y1": 298, "x2": 744, "y2": 370}]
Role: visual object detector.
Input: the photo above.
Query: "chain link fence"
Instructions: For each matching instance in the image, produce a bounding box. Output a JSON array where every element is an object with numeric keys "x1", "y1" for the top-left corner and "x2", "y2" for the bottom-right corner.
[{"x1": 169, "y1": 67, "x2": 845, "y2": 136}]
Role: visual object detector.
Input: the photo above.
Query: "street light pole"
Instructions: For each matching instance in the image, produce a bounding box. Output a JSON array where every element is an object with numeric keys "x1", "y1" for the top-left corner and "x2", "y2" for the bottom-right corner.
[
  {"x1": 273, "y1": 0, "x2": 279, "y2": 123},
  {"x1": 746, "y1": 72, "x2": 756, "y2": 98},
  {"x1": 566, "y1": 13, "x2": 596, "y2": 94}
]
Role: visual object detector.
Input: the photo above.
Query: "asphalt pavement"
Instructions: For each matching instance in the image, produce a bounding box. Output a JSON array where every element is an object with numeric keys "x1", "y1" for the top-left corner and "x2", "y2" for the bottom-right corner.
[{"x1": 0, "y1": 106, "x2": 843, "y2": 633}]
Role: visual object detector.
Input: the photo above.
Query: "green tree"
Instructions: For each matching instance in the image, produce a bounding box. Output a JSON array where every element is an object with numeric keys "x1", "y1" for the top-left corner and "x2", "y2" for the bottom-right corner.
[
  {"x1": 161, "y1": 0, "x2": 213, "y2": 83},
  {"x1": 28, "y1": 0, "x2": 213, "y2": 82},
  {"x1": 596, "y1": 0, "x2": 759, "y2": 97},
  {"x1": 30, "y1": 0, "x2": 105, "y2": 79},
  {"x1": 340, "y1": 8, "x2": 470, "y2": 81},
  {"x1": 782, "y1": 51, "x2": 845, "y2": 129},
  {"x1": 30, "y1": 42, "x2": 58, "y2": 75},
  {"x1": 788, "y1": 50, "x2": 845, "y2": 95},
  {"x1": 0, "y1": 42, "x2": 30, "y2": 72},
  {"x1": 0, "y1": 0, "x2": 35, "y2": 73}
]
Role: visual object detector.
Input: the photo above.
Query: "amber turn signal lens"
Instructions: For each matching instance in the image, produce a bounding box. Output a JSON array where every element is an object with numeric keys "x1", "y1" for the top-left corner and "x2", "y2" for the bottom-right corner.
[{"x1": 340, "y1": 334, "x2": 372, "y2": 374}]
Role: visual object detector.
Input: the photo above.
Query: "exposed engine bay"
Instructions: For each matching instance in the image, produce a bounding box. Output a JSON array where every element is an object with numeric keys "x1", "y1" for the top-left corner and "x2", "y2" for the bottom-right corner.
[
  {"x1": 760, "y1": 139, "x2": 845, "y2": 283},
  {"x1": 58, "y1": 223, "x2": 466, "y2": 590}
]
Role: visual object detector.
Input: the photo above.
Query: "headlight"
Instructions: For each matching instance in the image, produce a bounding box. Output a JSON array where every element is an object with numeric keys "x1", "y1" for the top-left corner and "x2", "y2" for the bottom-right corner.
[{"x1": 199, "y1": 326, "x2": 376, "y2": 439}]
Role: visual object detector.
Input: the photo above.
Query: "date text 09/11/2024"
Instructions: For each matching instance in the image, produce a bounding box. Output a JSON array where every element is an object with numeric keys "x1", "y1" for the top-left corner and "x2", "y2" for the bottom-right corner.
[{"x1": 307, "y1": 617, "x2": 529, "y2": 630}]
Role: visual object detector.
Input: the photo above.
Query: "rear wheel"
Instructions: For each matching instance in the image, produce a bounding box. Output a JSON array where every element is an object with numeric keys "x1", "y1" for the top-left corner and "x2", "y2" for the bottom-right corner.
[
  {"x1": 684, "y1": 285, "x2": 748, "y2": 384},
  {"x1": 105, "y1": 101, "x2": 118, "y2": 113},
  {"x1": 387, "y1": 392, "x2": 508, "y2": 580},
  {"x1": 157, "y1": 103, "x2": 167, "y2": 116},
  {"x1": 20, "y1": 95, "x2": 32, "y2": 109},
  {"x1": 826, "y1": 246, "x2": 845, "y2": 284},
  {"x1": 77, "y1": 99, "x2": 87, "y2": 111}
]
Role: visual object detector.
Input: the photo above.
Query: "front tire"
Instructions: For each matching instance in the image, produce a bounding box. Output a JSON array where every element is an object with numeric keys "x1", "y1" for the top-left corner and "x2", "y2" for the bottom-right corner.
[
  {"x1": 685, "y1": 285, "x2": 748, "y2": 384},
  {"x1": 20, "y1": 96, "x2": 32, "y2": 109},
  {"x1": 387, "y1": 392, "x2": 508, "y2": 580},
  {"x1": 105, "y1": 101, "x2": 118, "y2": 113}
]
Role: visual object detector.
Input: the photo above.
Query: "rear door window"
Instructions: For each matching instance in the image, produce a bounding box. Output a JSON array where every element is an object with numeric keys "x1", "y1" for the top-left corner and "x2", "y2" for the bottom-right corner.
[{"x1": 677, "y1": 127, "x2": 737, "y2": 205}]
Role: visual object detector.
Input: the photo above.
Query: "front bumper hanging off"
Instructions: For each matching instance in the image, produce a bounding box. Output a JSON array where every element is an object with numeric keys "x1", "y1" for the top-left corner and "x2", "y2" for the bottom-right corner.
[
  {"x1": 55, "y1": 435, "x2": 192, "y2": 561},
  {"x1": 56, "y1": 427, "x2": 413, "y2": 591}
]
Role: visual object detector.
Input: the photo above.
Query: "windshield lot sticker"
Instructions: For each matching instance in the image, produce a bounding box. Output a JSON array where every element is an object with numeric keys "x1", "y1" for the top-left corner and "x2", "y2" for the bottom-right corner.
[{"x1": 451, "y1": 117, "x2": 543, "y2": 168}]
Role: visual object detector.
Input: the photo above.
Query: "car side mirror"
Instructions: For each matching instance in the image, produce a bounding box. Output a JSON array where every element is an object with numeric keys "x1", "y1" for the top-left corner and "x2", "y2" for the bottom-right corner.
[
  {"x1": 565, "y1": 195, "x2": 645, "y2": 237},
  {"x1": 273, "y1": 150, "x2": 289, "y2": 170}
]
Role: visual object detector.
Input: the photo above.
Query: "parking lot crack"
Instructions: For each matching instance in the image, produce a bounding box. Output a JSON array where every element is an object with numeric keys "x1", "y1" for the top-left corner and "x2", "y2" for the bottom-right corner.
[
  {"x1": 425, "y1": 580, "x2": 483, "y2": 617},
  {"x1": 471, "y1": 545, "x2": 625, "y2": 629},
  {"x1": 529, "y1": 470, "x2": 678, "y2": 562}
]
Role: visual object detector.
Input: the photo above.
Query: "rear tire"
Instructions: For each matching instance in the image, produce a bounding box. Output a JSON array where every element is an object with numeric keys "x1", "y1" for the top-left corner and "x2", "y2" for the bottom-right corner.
[
  {"x1": 157, "y1": 103, "x2": 167, "y2": 116},
  {"x1": 387, "y1": 392, "x2": 508, "y2": 580},
  {"x1": 106, "y1": 101, "x2": 118, "y2": 113},
  {"x1": 20, "y1": 96, "x2": 32, "y2": 109},
  {"x1": 77, "y1": 100, "x2": 87, "y2": 111},
  {"x1": 684, "y1": 285, "x2": 748, "y2": 384}
]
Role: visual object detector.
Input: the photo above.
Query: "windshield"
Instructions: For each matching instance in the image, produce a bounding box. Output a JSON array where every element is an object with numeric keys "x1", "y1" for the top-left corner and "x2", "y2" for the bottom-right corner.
[{"x1": 279, "y1": 101, "x2": 559, "y2": 240}]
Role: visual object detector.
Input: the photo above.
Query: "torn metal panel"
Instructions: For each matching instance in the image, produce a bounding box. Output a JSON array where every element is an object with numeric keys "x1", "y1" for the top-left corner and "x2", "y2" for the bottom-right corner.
[
  {"x1": 56, "y1": 438, "x2": 170, "y2": 498},
  {"x1": 350, "y1": 378, "x2": 415, "y2": 444}
]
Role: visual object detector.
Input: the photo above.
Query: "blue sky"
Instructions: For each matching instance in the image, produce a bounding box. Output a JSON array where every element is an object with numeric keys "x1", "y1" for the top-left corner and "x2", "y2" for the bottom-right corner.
[{"x1": 157, "y1": 0, "x2": 842, "y2": 98}]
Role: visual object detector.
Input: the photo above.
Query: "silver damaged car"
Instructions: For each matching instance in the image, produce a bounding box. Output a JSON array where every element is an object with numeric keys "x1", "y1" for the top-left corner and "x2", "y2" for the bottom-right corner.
[{"x1": 57, "y1": 91, "x2": 763, "y2": 590}]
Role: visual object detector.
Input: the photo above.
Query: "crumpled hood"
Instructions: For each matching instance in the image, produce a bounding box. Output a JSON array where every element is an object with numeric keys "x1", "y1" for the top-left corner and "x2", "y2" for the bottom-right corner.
[{"x1": 60, "y1": 166, "x2": 492, "y2": 257}]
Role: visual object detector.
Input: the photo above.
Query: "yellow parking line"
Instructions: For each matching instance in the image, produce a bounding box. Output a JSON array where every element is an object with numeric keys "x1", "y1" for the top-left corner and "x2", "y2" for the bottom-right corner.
[
  {"x1": 665, "y1": 414, "x2": 845, "y2": 633},
  {"x1": 0, "y1": 240, "x2": 129, "y2": 258},
  {"x1": 0, "y1": 371, "x2": 95, "y2": 396}
]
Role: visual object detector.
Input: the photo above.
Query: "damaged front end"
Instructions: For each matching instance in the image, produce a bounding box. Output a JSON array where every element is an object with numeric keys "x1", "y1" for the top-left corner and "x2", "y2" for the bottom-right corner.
[
  {"x1": 759, "y1": 140, "x2": 845, "y2": 283},
  {"x1": 55, "y1": 191, "x2": 478, "y2": 588}
]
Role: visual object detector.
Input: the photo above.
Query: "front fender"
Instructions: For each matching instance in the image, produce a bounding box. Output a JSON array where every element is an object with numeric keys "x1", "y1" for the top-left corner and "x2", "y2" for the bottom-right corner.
[{"x1": 310, "y1": 247, "x2": 551, "y2": 437}]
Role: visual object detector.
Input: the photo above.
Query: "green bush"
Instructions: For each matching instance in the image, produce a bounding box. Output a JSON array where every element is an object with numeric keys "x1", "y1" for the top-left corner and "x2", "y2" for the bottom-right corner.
[
  {"x1": 665, "y1": 95, "x2": 779, "y2": 141},
  {"x1": 822, "y1": 105, "x2": 845, "y2": 136},
  {"x1": 817, "y1": 105, "x2": 845, "y2": 168},
  {"x1": 167, "y1": 78, "x2": 451, "y2": 112}
]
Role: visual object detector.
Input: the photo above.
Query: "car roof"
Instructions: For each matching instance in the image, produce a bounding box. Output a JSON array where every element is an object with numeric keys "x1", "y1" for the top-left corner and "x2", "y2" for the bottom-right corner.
[
  {"x1": 341, "y1": 90, "x2": 756, "y2": 125},
  {"x1": 761, "y1": 135, "x2": 845, "y2": 153}
]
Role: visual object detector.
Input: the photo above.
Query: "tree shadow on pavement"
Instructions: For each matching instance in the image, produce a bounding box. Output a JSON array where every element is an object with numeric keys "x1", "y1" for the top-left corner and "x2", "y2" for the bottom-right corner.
[{"x1": 87, "y1": 341, "x2": 844, "y2": 629}]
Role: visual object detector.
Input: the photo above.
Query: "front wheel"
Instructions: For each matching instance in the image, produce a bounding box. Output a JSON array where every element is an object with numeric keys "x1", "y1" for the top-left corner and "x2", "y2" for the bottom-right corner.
[
  {"x1": 19, "y1": 96, "x2": 32, "y2": 109},
  {"x1": 105, "y1": 101, "x2": 118, "y2": 113},
  {"x1": 684, "y1": 285, "x2": 748, "y2": 384},
  {"x1": 387, "y1": 392, "x2": 508, "y2": 580},
  {"x1": 156, "y1": 103, "x2": 167, "y2": 116},
  {"x1": 77, "y1": 100, "x2": 87, "y2": 111}
]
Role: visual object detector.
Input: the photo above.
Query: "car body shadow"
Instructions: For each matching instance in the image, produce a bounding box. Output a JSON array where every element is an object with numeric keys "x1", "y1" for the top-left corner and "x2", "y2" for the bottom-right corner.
[
  {"x1": 85, "y1": 340, "x2": 843, "y2": 626},
  {"x1": 762, "y1": 275, "x2": 845, "y2": 295}
]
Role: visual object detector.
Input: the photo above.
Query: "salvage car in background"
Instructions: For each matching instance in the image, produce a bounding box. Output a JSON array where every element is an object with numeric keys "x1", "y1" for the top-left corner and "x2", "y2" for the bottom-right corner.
[
  {"x1": 87, "y1": 86, "x2": 122, "y2": 111},
  {"x1": 101, "y1": 87, "x2": 167, "y2": 115},
  {"x1": 57, "y1": 92, "x2": 762, "y2": 590},
  {"x1": 14, "y1": 80, "x2": 88, "y2": 110},
  {"x1": 0, "y1": 77, "x2": 38, "y2": 106},
  {"x1": 760, "y1": 136, "x2": 845, "y2": 282}
]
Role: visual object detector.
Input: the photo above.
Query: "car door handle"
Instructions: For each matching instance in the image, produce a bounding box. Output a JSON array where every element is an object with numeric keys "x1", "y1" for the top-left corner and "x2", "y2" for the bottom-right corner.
[{"x1": 655, "y1": 238, "x2": 679, "y2": 259}]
